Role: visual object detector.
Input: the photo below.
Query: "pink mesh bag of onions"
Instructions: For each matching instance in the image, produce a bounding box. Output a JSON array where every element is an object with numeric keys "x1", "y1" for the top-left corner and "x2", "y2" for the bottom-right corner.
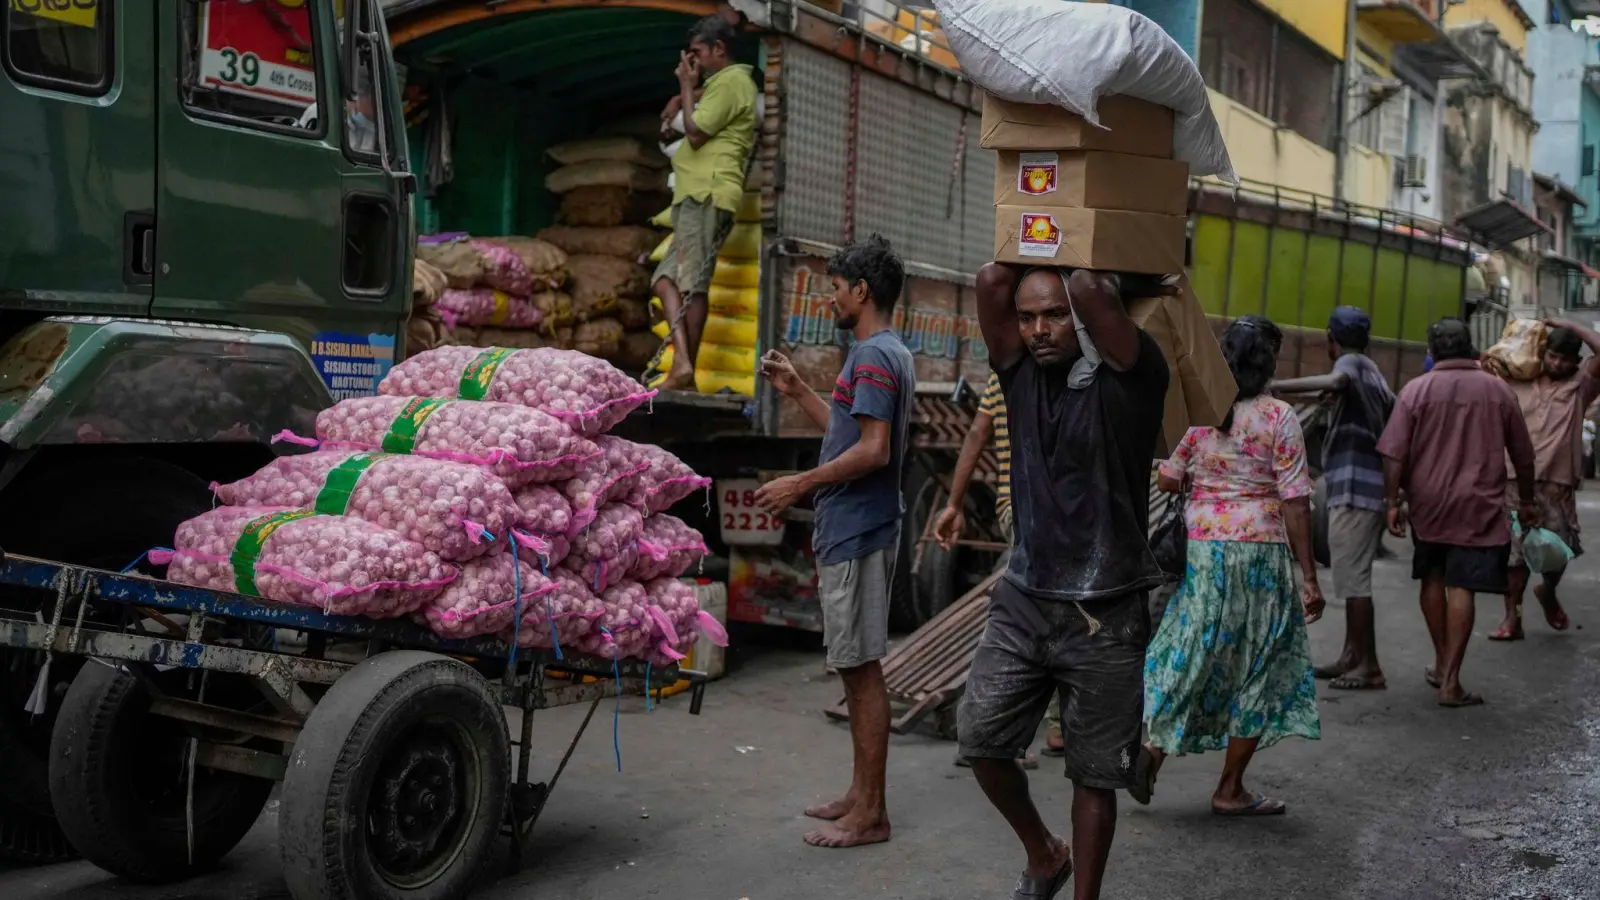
[
  {"x1": 512, "y1": 483, "x2": 574, "y2": 566},
  {"x1": 212, "y1": 450, "x2": 520, "y2": 563},
  {"x1": 470, "y1": 239, "x2": 535, "y2": 295},
  {"x1": 503, "y1": 568, "x2": 606, "y2": 650},
  {"x1": 643, "y1": 576, "x2": 727, "y2": 665},
  {"x1": 378, "y1": 346, "x2": 656, "y2": 435},
  {"x1": 589, "y1": 580, "x2": 654, "y2": 660},
  {"x1": 305, "y1": 395, "x2": 599, "y2": 486},
  {"x1": 560, "y1": 436, "x2": 649, "y2": 534},
  {"x1": 561, "y1": 503, "x2": 643, "y2": 592},
  {"x1": 415, "y1": 552, "x2": 556, "y2": 639},
  {"x1": 158, "y1": 507, "x2": 455, "y2": 618},
  {"x1": 631, "y1": 514, "x2": 709, "y2": 581},
  {"x1": 616, "y1": 441, "x2": 712, "y2": 515},
  {"x1": 434, "y1": 288, "x2": 543, "y2": 330}
]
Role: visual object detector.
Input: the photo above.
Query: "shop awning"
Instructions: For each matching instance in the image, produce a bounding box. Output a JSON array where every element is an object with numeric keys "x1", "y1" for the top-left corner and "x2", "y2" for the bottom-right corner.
[
  {"x1": 1356, "y1": 1, "x2": 1485, "y2": 81},
  {"x1": 1541, "y1": 249, "x2": 1592, "y2": 274},
  {"x1": 1534, "y1": 172, "x2": 1587, "y2": 211},
  {"x1": 1456, "y1": 199, "x2": 1550, "y2": 250}
]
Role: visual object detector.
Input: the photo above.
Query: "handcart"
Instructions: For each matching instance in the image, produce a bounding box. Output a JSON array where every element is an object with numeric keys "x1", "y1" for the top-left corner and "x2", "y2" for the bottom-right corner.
[{"x1": 0, "y1": 550, "x2": 706, "y2": 900}]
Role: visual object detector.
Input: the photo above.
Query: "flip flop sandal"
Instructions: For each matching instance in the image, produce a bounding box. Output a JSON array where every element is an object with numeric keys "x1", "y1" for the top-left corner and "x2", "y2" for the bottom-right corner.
[
  {"x1": 1212, "y1": 794, "x2": 1286, "y2": 817},
  {"x1": 1127, "y1": 745, "x2": 1158, "y2": 806},
  {"x1": 1328, "y1": 675, "x2": 1387, "y2": 690},
  {"x1": 1012, "y1": 853, "x2": 1073, "y2": 900},
  {"x1": 1424, "y1": 667, "x2": 1441, "y2": 689}
]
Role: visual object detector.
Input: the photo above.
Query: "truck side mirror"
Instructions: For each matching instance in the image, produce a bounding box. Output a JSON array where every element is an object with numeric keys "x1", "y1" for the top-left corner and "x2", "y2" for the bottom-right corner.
[{"x1": 342, "y1": 0, "x2": 361, "y2": 102}]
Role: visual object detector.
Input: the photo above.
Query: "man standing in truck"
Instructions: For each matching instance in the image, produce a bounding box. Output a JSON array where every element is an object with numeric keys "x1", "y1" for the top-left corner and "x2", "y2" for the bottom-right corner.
[
  {"x1": 960, "y1": 264, "x2": 1172, "y2": 900},
  {"x1": 754, "y1": 235, "x2": 914, "y2": 850},
  {"x1": 654, "y1": 14, "x2": 758, "y2": 391}
]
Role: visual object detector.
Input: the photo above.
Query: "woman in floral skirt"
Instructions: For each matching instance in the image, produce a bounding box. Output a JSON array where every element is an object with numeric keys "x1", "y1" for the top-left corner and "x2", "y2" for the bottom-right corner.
[{"x1": 1133, "y1": 315, "x2": 1325, "y2": 816}]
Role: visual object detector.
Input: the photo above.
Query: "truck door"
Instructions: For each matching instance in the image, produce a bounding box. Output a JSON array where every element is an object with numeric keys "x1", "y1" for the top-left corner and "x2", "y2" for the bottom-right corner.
[
  {"x1": 151, "y1": 0, "x2": 410, "y2": 398},
  {"x1": 0, "y1": 0, "x2": 156, "y2": 316}
]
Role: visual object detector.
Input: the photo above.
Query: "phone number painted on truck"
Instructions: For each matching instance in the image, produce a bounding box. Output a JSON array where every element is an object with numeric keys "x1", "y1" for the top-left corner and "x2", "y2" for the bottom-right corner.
[{"x1": 717, "y1": 479, "x2": 784, "y2": 547}]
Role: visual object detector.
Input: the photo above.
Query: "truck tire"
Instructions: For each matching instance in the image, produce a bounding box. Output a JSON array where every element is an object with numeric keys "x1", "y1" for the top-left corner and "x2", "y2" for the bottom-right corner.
[
  {"x1": 48, "y1": 662, "x2": 275, "y2": 883},
  {"x1": 279, "y1": 651, "x2": 509, "y2": 900},
  {"x1": 906, "y1": 475, "x2": 957, "y2": 627},
  {"x1": 0, "y1": 796, "x2": 75, "y2": 864}
]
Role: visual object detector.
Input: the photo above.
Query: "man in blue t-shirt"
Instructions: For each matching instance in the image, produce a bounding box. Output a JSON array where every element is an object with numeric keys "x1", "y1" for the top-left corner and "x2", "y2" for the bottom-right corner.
[{"x1": 756, "y1": 234, "x2": 915, "y2": 850}]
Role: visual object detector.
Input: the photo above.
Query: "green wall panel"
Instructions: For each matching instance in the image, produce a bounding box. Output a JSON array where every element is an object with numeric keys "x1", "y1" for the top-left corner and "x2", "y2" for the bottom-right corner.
[
  {"x1": 1227, "y1": 221, "x2": 1270, "y2": 318},
  {"x1": 1399, "y1": 256, "x2": 1433, "y2": 343},
  {"x1": 1265, "y1": 230, "x2": 1309, "y2": 328},
  {"x1": 1191, "y1": 214, "x2": 1231, "y2": 316},
  {"x1": 1302, "y1": 235, "x2": 1341, "y2": 332},
  {"x1": 1370, "y1": 248, "x2": 1404, "y2": 340},
  {"x1": 1338, "y1": 242, "x2": 1375, "y2": 311}
]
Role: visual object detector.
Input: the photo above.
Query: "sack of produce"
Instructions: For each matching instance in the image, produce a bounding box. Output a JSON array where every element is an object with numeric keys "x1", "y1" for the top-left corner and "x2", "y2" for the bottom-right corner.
[
  {"x1": 511, "y1": 483, "x2": 575, "y2": 566},
  {"x1": 643, "y1": 576, "x2": 727, "y2": 664},
  {"x1": 562, "y1": 503, "x2": 645, "y2": 593},
  {"x1": 481, "y1": 237, "x2": 569, "y2": 288},
  {"x1": 1484, "y1": 319, "x2": 1548, "y2": 381},
  {"x1": 546, "y1": 161, "x2": 669, "y2": 195},
  {"x1": 161, "y1": 507, "x2": 454, "y2": 618},
  {"x1": 413, "y1": 259, "x2": 448, "y2": 308},
  {"x1": 547, "y1": 136, "x2": 668, "y2": 169},
  {"x1": 591, "y1": 580, "x2": 654, "y2": 659},
  {"x1": 573, "y1": 318, "x2": 624, "y2": 358},
  {"x1": 449, "y1": 327, "x2": 556, "y2": 350},
  {"x1": 562, "y1": 437, "x2": 652, "y2": 534},
  {"x1": 212, "y1": 450, "x2": 522, "y2": 563},
  {"x1": 531, "y1": 290, "x2": 575, "y2": 329},
  {"x1": 613, "y1": 332, "x2": 663, "y2": 371},
  {"x1": 434, "y1": 288, "x2": 543, "y2": 330},
  {"x1": 503, "y1": 568, "x2": 607, "y2": 650},
  {"x1": 379, "y1": 346, "x2": 658, "y2": 435},
  {"x1": 406, "y1": 309, "x2": 454, "y2": 358},
  {"x1": 417, "y1": 235, "x2": 487, "y2": 289},
  {"x1": 569, "y1": 254, "x2": 651, "y2": 305},
  {"x1": 612, "y1": 297, "x2": 651, "y2": 330},
  {"x1": 614, "y1": 441, "x2": 712, "y2": 515},
  {"x1": 560, "y1": 186, "x2": 673, "y2": 228},
  {"x1": 932, "y1": 0, "x2": 1234, "y2": 181},
  {"x1": 468, "y1": 239, "x2": 535, "y2": 295},
  {"x1": 536, "y1": 225, "x2": 662, "y2": 263},
  {"x1": 309, "y1": 395, "x2": 601, "y2": 486},
  {"x1": 632, "y1": 514, "x2": 709, "y2": 580},
  {"x1": 416, "y1": 553, "x2": 557, "y2": 638}
]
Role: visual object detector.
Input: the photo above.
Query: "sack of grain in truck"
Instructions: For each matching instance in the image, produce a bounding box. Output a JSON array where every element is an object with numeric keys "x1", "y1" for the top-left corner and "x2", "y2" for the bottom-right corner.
[
  {"x1": 613, "y1": 297, "x2": 651, "y2": 330},
  {"x1": 406, "y1": 309, "x2": 453, "y2": 358},
  {"x1": 708, "y1": 284, "x2": 760, "y2": 317},
  {"x1": 417, "y1": 236, "x2": 487, "y2": 289},
  {"x1": 547, "y1": 136, "x2": 668, "y2": 169},
  {"x1": 212, "y1": 450, "x2": 523, "y2": 563},
  {"x1": 545, "y1": 160, "x2": 669, "y2": 195},
  {"x1": 310, "y1": 395, "x2": 601, "y2": 486},
  {"x1": 573, "y1": 318, "x2": 625, "y2": 358},
  {"x1": 649, "y1": 234, "x2": 673, "y2": 263},
  {"x1": 416, "y1": 552, "x2": 557, "y2": 639},
  {"x1": 435, "y1": 288, "x2": 543, "y2": 330},
  {"x1": 632, "y1": 514, "x2": 710, "y2": 580},
  {"x1": 531, "y1": 290, "x2": 575, "y2": 328},
  {"x1": 613, "y1": 332, "x2": 663, "y2": 372},
  {"x1": 163, "y1": 506, "x2": 455, "y2": 619},
  {"x1": 653, "y1": 313, "x2": 758, "y2": 348},
  {"x1": 481, "y1": 236, "x2": 569, "y2": 288},
  {"x1": 536, "y1": 225, "x2": 663, "y2": 263},
  {"x1": 712, "y1": 259, "x2": 760, "y2": 289},
  {"x1": 413, "y1": 259, "x2": 448, "y2": 308},
  {"x1": 562, "y1": 502, "x2": 645, "y2": 592},
  {"x1": 379, "y1": 345, "x2": 657, "y2": 435},
  {"x1": 560, "y1": 185, "x2": 673, "y2": 228},
  {"x1": 720, "y1": 222, "x2": 762, "y2": 260},
  {"x1": 1484, "y1": 318, "x2": 1548, "y2": 381},
  {"x1": 450, "y1": 326, "x2": 557, "y2": 350},
  {"x1": 569, "y1": 254, "x2": 651, "y2": 302},
  {"x1": 469, "y1": 239, "x2": 535, "y2": 295}
]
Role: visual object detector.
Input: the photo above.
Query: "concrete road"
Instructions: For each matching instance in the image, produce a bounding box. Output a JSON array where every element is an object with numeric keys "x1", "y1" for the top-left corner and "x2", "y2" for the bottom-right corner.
[{"x1": 5, "y1": 501, "x2": 1600, "y2": 900}]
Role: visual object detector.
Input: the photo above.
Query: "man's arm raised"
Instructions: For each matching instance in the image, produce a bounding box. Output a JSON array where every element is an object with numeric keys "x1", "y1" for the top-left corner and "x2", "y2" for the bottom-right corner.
[{"x1": 975, "y1": 263, "x2": 1025, "y2": 372}]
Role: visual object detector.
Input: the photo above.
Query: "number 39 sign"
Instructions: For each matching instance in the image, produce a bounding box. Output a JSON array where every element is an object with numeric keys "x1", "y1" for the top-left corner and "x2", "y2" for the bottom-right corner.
[{"x1": 717, "y1": 479, "x2": 786, "y2": 546}]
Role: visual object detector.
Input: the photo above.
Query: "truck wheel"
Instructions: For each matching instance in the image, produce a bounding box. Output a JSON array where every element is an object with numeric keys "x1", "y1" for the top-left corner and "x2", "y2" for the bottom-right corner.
[
  {"x1": 48, "y1": 662, "x2": 275, "y2": 882},
  {"x1": 1311, "y1": 476, "x2": 1331, "y2": 568},
  {"x1": 0, "y1": 795, "x2": 75, "y2": 864},
  {"x1": 279, "y1": 651, "x2": 509, "y2": 900},
  {"x1": 907, "y1": 477, "x2": 957, "y2": 627}
]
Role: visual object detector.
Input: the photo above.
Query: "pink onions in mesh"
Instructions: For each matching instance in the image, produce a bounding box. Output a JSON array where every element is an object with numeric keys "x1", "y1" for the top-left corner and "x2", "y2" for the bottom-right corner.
[
  {"x1": 560, "y1": 436, "x2": 649, "y2": 534},
  {"x1": 163, "y1": 507, "x2": 454, "y2": 618},
  {"x1": 616, "y1": 442, "x2": 713, "y2": 515},
  {"x1": 560, "y1": 503, "x2": 643, "y2": 592},
  {"x1": 470, "y1": 239, "x2": 535, "y2": 295},
  {"x1": 312, "y1": 395, "x2": 599, "y2": 486},
  {"x1": 632, "y1": 514, "x2": 709, "y2": 580},
  {"x1": 503, "y1": 568, "x2": 606, "y2": 649},
  {"x1": 378, "y1": 346, "x2": 656, "y2": 435},
  {"x1": 212, "y1": 450, "x2": 520, "y2": 563},
  {"x1": 512, "y1": 483, "x2": 574, "y2": 566},
  {"x1": 435, "y1": 288, "x2": 543, "y2": 330},
  {"x1": 416, "y1": 552, "x2": 556, "y2": 638}
]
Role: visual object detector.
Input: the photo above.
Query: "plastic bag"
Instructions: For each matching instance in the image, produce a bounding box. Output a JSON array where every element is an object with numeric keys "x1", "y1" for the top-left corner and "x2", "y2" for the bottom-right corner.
[
  {"x1": 1484, "y1": 319, "x2": 1548, "y2": 381},
  {"x1": 309, "y1": 394, "x2": 600, "y2": 486},
  {"x1": 379, "y1": 346, "x2": 657, "y2": 435},
  {"x1": 930, "y1": 0, "x2": 1236, "y2": 182},
  {"x1": 434, "y1": 288, "x2": 543, "y2": 330},
  {"x1": 416, "y1": 553, "x2": 557, "y2": 638},
  {"x1": 162, "y1": 507, "x2": 455, "y2": 618},
  {"x1": 1517, "y1": 517, "x2": 1575, "y2": 575},
  {"x1": 536, "y1": 225, "x2": 663, "y2": 262}
]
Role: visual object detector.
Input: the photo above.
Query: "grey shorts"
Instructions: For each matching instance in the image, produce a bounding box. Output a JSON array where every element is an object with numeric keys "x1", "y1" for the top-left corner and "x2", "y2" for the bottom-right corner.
[
  {"x1": 958, "y1": 579, "x2": 1150, "y2": 789},
  {"x1": 818, "y1": 544, "x2": 896, "y2": 669},
  {"x1": 1329, "y1": 506, "x2": 1385, "y2": 599},
  {"x1": 652, "y1": 197, "x2": 734, "y2": 297}
]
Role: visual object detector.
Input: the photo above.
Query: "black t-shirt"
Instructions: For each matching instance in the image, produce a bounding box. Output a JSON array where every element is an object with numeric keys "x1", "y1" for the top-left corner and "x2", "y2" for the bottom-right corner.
[{"x1": 998, "y1": 330, "x2": 1170, "y2": 602}]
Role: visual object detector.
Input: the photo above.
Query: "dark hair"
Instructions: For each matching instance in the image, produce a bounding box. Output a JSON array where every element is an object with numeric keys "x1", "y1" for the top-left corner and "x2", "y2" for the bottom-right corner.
[
  {"x1": 688, "y1": 15, "x2": 738, "y2": 55},
  {"x1": 1217, "y1": 315, "x2": 1283, "y2": 431},
  {"x1": 1548, "y1": 326, "x2": 1583, "y2": 360},
  {"x1": 827, "y1": 234, "x2": 904, "y2": 313},
  {"x1": 1427, "y1": 317, "x2": 1476, "y2": 362}
]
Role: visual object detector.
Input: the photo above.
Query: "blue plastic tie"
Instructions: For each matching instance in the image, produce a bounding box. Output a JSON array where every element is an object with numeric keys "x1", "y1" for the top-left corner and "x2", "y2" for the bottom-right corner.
[
  {"x1": 121, "y1": 548, "x2": 171, "y2": 574},
  {"x1": 507, "y1": 536, "x2": 523, "y2": 669},
  {"x1": 598, "y1": 626, "x2": 622, "y2": 772}
]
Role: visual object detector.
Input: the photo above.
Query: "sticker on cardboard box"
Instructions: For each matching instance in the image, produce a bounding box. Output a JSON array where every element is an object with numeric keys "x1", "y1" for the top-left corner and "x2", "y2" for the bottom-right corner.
[
  {"x1": 1016, "y1": 152, "x2": 1059, "y2": 196},
  {"x1": 1018, "y1": 213, "x2": 1062, "y2": 259}
]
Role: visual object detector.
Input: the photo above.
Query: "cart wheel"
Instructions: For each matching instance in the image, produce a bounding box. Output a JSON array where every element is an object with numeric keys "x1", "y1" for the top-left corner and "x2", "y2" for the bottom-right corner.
[
  {"x1": 0, "y1": 795, "x2": 76, "y2": 864},
  {"x1": 48, "y1": 662, "x2": 275, "y2": 883},
  {"x1": 279, "y1": 651, "x2": 509, "y2": 900}
]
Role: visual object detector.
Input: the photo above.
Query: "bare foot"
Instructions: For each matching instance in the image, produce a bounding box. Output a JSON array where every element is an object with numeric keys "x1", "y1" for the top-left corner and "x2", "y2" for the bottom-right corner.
[
  {"x1": 1535, "y1": 584, "x2": 1570, "y2": 631},
  {"x1": 803, "y1": 812, "x2": 891, "y2": 848},
  {"x1": 1488, "y1": 618, "x2": 1524, "y2": 641},
  {"x1": 1328, "y1": 669, "x2": 1387, "y2": 690},
  {"x1": 660, "y1": 366, "x2": 695, "y2": 391},
  {"x1": 1026, "y1": 833, "x2": 1071, "y2": 879},
  {"x1": 1313, "y1": 654, "x2": 1357, "y2": 680},
  {"x1": 803, "y1": 795, "x2": 855, "y2": 821}
]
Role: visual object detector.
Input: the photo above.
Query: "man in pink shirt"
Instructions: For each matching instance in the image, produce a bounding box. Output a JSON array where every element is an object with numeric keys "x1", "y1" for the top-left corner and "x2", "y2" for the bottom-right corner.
[{"x1": 1377, "y1": 319, "x2": 1539, "y2": 708}]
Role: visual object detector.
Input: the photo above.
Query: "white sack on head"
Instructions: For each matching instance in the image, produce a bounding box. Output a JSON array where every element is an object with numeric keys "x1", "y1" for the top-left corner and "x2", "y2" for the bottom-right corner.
[{"x1": 931, "y1": 0, "x2": 1236, "y2": 182}]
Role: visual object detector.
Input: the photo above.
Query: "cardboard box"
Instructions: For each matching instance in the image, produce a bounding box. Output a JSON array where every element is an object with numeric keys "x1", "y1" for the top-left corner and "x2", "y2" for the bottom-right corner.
[
  {"x1": 994, "y1": 150, "x2": 1190, "y2": 214},
  {"x1": 980, "y1": 93, "x2": 1175, "y2": 156},
  {"x1": 1128, "y1": 276, "x2": 1237, "y2": 458},
  {"x1": 994, "y1": 205, "x2": 1186, "y2": 274}
]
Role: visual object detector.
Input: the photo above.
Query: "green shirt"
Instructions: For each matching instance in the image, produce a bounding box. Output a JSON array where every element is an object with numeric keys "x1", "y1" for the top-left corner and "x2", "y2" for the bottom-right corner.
[{"x1": 672, "y1": 63, "x2": 757, "y2": 213}]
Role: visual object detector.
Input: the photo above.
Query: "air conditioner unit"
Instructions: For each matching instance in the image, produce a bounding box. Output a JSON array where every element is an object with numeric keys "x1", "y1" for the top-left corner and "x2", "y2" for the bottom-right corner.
[{"x1": 1401, "y1": 154, "x2": 1428, "y2": 188}]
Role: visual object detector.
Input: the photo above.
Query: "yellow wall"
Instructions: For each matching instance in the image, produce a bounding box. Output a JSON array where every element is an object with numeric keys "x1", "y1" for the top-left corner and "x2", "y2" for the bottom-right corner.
[
  {"x1": 1256, "y1": 0, "x2": 1347, "y2": 60},
  {"x1": 1208, "y1": 89, "x2": 1337, "y2": 197},
  {"x1": 1444, "y1": 0, "x2": 1531, "y2": 53},
  {"x1": 1344, "y1": 144, "x2": 1394, "y2": 210},
  {"x1": 1354, "y1": 21, "x2": 1395, "y2": 75}
]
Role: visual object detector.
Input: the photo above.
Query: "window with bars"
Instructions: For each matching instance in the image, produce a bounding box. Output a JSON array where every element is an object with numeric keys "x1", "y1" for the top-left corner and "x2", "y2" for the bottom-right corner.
[{"x1": 1199, "y1": 0, "x2": 1337, "y2": 149}]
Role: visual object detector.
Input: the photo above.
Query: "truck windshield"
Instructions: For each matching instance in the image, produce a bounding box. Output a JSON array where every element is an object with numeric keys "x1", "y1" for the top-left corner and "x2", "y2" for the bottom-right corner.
[{"x1": 177, "y1": 0, "x2": 323, "y2": 134}]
